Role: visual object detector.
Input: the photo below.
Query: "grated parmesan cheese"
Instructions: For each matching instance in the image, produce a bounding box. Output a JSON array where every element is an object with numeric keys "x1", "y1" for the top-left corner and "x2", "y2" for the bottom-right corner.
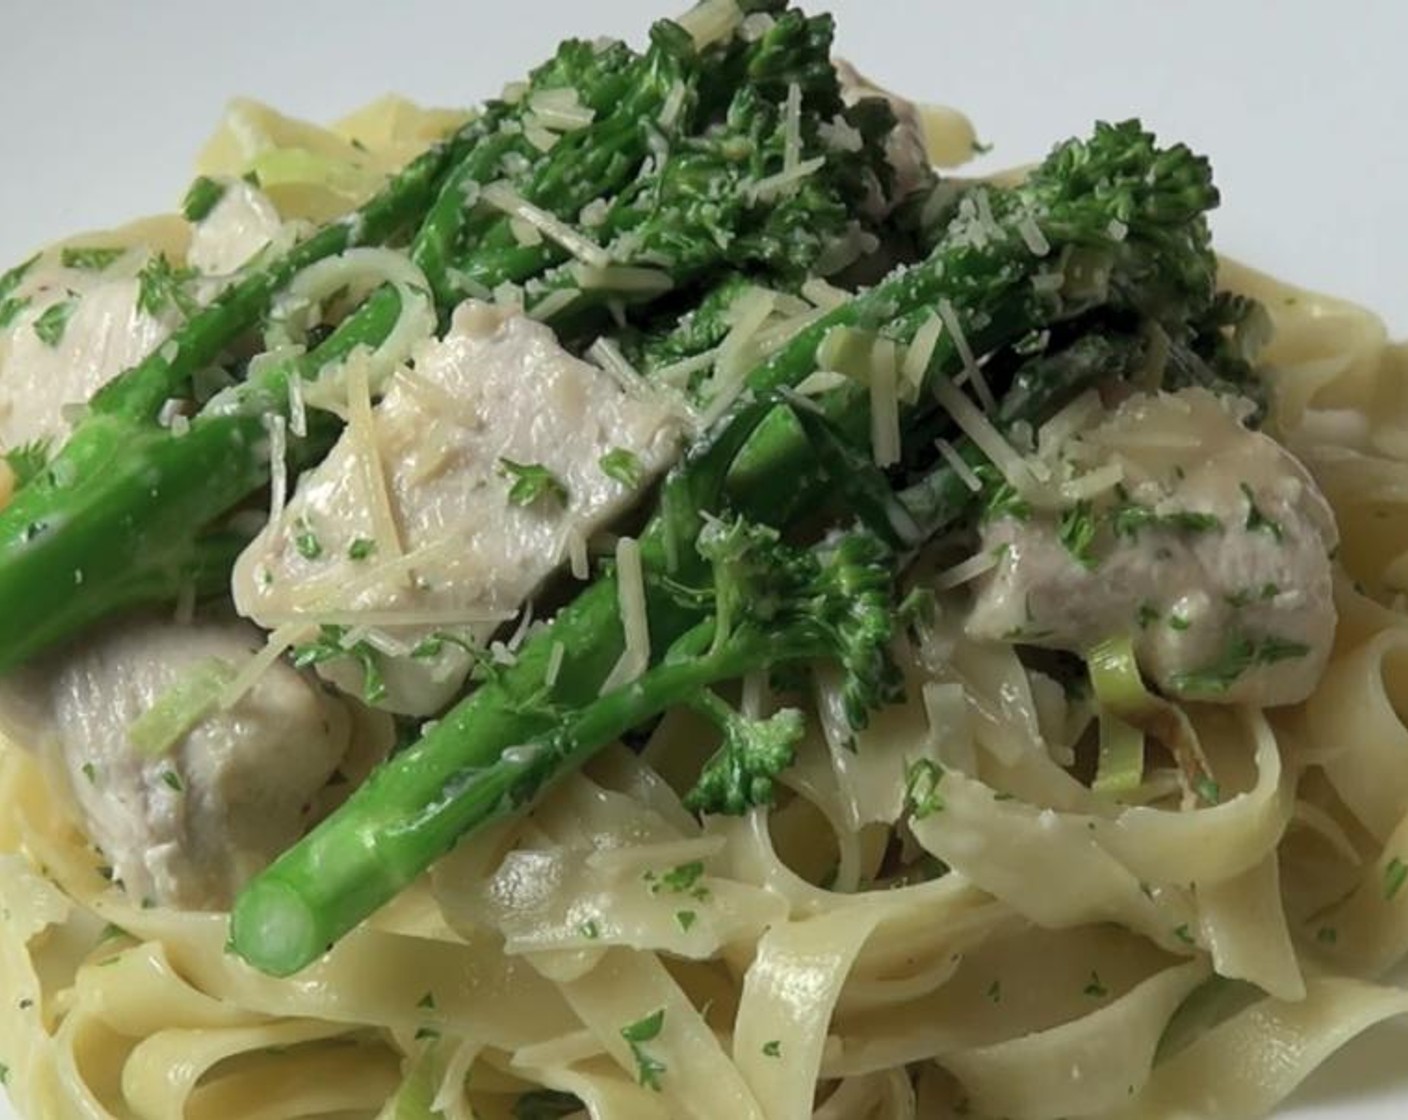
[
  {"x1": 782, "y1": 82, "x2": 803, "y2": 174},
  {"x1": 933, "y1": 379, "x2": 1038, "y2": 495},
  {"x1": 933, "y1": 548, "x2": 1002, "y2": 591},
  {"x1": 676, "y1": 0, "x2": 743, "y2": 48},
  {"x1": 346, "y1": 356, "x2": 405, "y2": 563},
  {"x1": 869, "y1": 337, "x2": 901, "y2": 466},
  {"x1": 544, "y1": 640, "x2": 567, "y2": 689},
  {"x1": 600, "y1": 536, "x2": 650, "y2": 693},
  {"x1": 287, "y1": 370, "x2": 307, "y2": 439},
  {"x1": 266, "y1": 413, "x2": 289, "y2": 529},
  {"x1": 526, "y1": 287, "x2": 580, "y2": 323},
  {"x1": 1017, "y1": 211, "x2": 1051, "y2": 257},
  {"x1": 217, "y1": 622, "x2": 316, "y2": 711},
  {"x1": 937, "y1": 298, "x2": 996, "y2": 413},
  {"x1": 935, "y1": 437, "x2": 982, "y2": 492},
  {"x1": 528, "y1": 87, "x2": 594, "y2": 132},
  {"x1": 480, "y1": 182, "x2": 611, "y2": 269},
  {"x1": 748, "y1": 156, "x2": 826, "y2": 204},
  {"x1": 902, "y1": 311, "x2": 944, "y2": 398}
]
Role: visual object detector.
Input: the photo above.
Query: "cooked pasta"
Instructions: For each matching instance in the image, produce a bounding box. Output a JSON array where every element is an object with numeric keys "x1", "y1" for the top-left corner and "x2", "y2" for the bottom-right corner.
[{"x1": 1, "y1": 4, "x2": 1406, "y2": 1119}]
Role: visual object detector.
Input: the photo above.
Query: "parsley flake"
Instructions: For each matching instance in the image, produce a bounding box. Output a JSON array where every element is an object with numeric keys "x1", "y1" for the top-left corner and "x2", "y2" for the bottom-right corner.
[
  {"x1": 294, "y1": 523, "x2": 323, "y2": 560},
  {"x1": 762, "y1": 1040, "x2": 782, "y2": 1058},
  {"x1": 675, "y1": 909, "x2": 697, "y2": 932},
  {"x1": 348, "y1": 537, "x2": 376, "y2": 561},
  {"x1": 32, "y1": 298, "x2": 77, "y2": 347},
  {"x1": 599, "y1": 447, "x2": 644, "y2": 488},
  {"x1": 182, "y1": 176, "x2": 228, "y2": 222},
  {"x1": 1058, "y1": 500, "x2": 1099, "y2": 569},
  {"x1": 1170, "y1": 633, "x2": 1311, "y2": 697},
  {"x1": 1082, "y1": 970, "x2": 1108, "y2": 998},
  {"x1": 60, "y1": 246, "x2": 125, "y2": 272},
  {"x1": 137, "y1": 253, "x2": 200, "y2": 318},
  {"x1": 904, "y1": 758, "x2": 945, "y2": 819},
  {"x1": 1241, "y1": 483, "x2": 1284, "y2": 543},
  {"x1": 620, "y1": 1008, "x2": 667, "y2": 1090},
  {"x1": 499, "y1": 459, "x2": 568, "y2": 508},
  {"x1": 1386, "y1": 857, "x2": 1408, "y2": 901},
  {"x1": 161, "y1": 769, "x2": 184, "y2": 793}
]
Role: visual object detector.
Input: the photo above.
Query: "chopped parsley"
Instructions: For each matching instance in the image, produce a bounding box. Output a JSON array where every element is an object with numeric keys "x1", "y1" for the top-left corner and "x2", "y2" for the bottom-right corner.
[
  {"x1": 1168, "y1": 612, "x2": 1191, "y2": 632},
  {"x1": 0, "y1": 1062, "x2": 8, "y2": 1085},
  {"x1": 81, "y1": 762, "x2": 97, "y2": 785},
  {"x1": 137, "y1": 253, "x2": 200, "y2": 318},
  {"x1": 578, "y1": 919, "x2": 601, "y2": 940},
  {"x1": 32, "y1": 297, "x2": 77, "y2": 347},
  {"x1": 347, "y1": 537, "x2": 376, "y2": 561},
  {"x1": 182, "y1": 176, "x2": 228, "y2": 222},
  {"x1": 904, "y1": 758, "x2": 945, "y2": 819},
  {"x1": 620, "y1": 1008, "x2": 667, "y2": 1090},
  {"x1": 983, "y1": 480, "x2": 1032, "y2": 523},
  {"x1": 1173, "y1": 924, "x2": 1196, "y2": 946},
  {"x1": 1225, "y1": 582, "x2": 1281, "y2": 608},
  {"x1": 1316, "y1": 926, "x2": 1339, "y2": 946},
  {"x1": 649, "y1": 860, "x2": 709, "y2": 900},
  {"x1": 1195, "y1": 776, "x2": 1222, "y2": 806},
  {"x1": 414, "y1": 1026, "x2": 440, "y2": 1041},
  {"x1": 1385, "y1": 857, "x2": 1408, "y2": 902},
  {"x1": 1170, "y1": 633, "x2": 1312, "y2": 697},
  {"x1": 1241, "y1": 483, "x2": 1284, "y2": 543},
  {"x1": 416, "y1": 991, "x2": 436, "y2": 1010},
  {"x1": 294, "y1": 522, "x2": 323, "y2": 560},
  {"x1": 599, "y1": 447, "x2": 644, "y2": 488},
  {"x1": 1082, "y1": 970, "x2": 1108, "y2": 998},
  {"x1": 160, "y1": 769, "x2": 184, "y2": 793},
  {"x1": 0, "y1": 254, "x2": 38, "y2": 329},
  {"x1": 1057, "y1": 500, "x2": 1099, "y2": 569},
  {"x1": 499, "y1": 459, "x2": 568, "y2": 508},
  {"x1": 986, "y1": 979, "x2": 1002, "y2": 1003},
  {"x1": 675, "y1": 909, "x2": 697, "y2": 932},
  {"x1": 1110, "y1": 503, "x2": 1221, "y2": 540},
  {"x1": 292, "y1": 624, "x2": 387, "y2": 705},
  {"x1": 762, "y1": 1039, "x2": 782, "y2": 1058},
  {"x1": 1136, "y1": 601, "x2": 1161, "y2": 629},
  {"x1": 60, "y1": 246, "x2": 125, "y2": 272}
]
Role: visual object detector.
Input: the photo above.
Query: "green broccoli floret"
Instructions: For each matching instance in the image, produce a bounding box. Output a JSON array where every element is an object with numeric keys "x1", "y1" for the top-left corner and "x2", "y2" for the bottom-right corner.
[{"x1": 684, "y1": 692, "x2": 805, "y2": 815}]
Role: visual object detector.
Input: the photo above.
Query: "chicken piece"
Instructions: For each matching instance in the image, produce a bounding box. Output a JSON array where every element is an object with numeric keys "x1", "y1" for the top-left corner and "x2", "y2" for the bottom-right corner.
[
  {"x1": 233, "y1": 300, "x2": 685, "y2": 715},
  {"x1": 0, "y1": 616, "x2": 388, "y2": 909},
  {"x1": 0, "y1": 259, "x2": 176, "y2": 452},
  {"x1": 966, "y1": 389, "x2": 1338, "y2": 707},
  {"x1": 187, "y1": 179, "x2": 289, "y2": 276}
]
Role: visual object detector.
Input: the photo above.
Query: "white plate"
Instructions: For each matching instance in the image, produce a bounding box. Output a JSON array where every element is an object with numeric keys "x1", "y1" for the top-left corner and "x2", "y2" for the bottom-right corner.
[{"x1": 1, "y1": 1, "x2": 1406, "y2": 1116}]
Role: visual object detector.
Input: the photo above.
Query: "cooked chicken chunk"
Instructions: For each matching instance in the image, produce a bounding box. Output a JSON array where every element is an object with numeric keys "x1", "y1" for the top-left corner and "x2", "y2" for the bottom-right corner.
[
  {"x1": 233, "y1": 301, "x2": 685, "y2": 715},
  {"x1": 0, "y1": 617, "x2": 386, "y2": 909},
  {"x1": 0, "y1": 262, "x2": 175, "y2": 452},
  {"x1": 966, "y1": 389, "x2": 1338, "y2": 707}
]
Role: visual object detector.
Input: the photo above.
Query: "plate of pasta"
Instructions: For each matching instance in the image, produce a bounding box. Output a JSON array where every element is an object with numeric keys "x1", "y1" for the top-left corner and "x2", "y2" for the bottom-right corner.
[{"x1": 1, "y1": 2, "x2": 1407, "y2": 1119}]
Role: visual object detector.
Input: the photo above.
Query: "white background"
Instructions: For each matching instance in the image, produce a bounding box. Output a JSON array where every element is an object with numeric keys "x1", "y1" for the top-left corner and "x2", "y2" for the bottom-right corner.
[{"x1": 2, "y1": 2, "x2": 1407, "y2": 1116}]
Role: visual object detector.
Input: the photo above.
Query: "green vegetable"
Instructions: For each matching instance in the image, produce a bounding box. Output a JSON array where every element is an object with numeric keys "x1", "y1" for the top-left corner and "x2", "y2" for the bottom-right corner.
[
  {"x1": 1169, "y1": 633, "x2": 1311, "y2": 697},
  {"x1": 905, "y1": 758, "x2": 946, "y2": 819},
  {"x1": 599, "y1": 447, "x2": 645, "y2": 488},
  {"x1": 499, "y1": 459, "x2": 569, "y2": 508},
  {"x1": 1386, "y1": 857, "x2": 1407, "y2": 902},
  {"x1": 4, "y1": 441, "x2": 50, "y2": 489},
  {"x1": 181, "y1": 176, "x2": 228, "y2": 223},
  {"x1": 620, "y1": 1008, "x2": 667, "y2": 1090},
  {"x1": 136, "y1": 254, "x2": 200, "y2": 318},
  {"x1": 1109, "y1": 503, "x2": 1221, "y2": 540},
  {"x1": 232, "y1": 115, "x2": 1227, "y2": 975},
  {"x1": 32, "y1": 298, "x2": 77, "y2": 347},
  {"x1": 684, "y1": 693, "x2": 804, "y2": 815},
  {"x1": 292, "y1": 624, "x2": 389, "y2": 705},
  {"x1": 762, "y1": 1040, "x2": 782, "y2": 1057},
  {"x1": 60, "y1": 246, "x2": 126, "y2": 272},
  {"x1": 1240, "y1": 482, "x2": 1284, "y2": 542},
  {"x1": 126, "y1": 658, "x2": 238, "y2": 756},
  {"x1": 1058, "y1": 500, "x2": 1099, "y2": 569}
]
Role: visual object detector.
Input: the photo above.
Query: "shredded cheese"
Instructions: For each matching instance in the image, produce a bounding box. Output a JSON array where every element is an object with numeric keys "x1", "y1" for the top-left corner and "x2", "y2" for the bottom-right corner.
[
  {"x1": 526, "y1": 287, "x2": 580, "y2": 323},
  {"x1": 544, "y1": 640, "x2": 567, "y2": 689},
  {"x1": 937, "y1": 298, "x2": 996, "y2": 413},
  {"x1": 702, "y1": 287, "x2": 777, "y2": 424},
  {"x1": 902, "y1": 311, "x2": 944, "y2": 398},
  {"x1": 933, "y1": 548, "x2": 1002, "y2": 591},
  {"x1": 600, "y1": 536, "x2": 650, "y2": 693},
  {"x1": 800, "y1": 277, "x2": 849, "y2": 309},
  {"x1": 528, "y1": 88, "x2": 594, "y2": 132},
  {"x1": 261, "y1": 607, "x2": 514, "y2": 629},
  {"x1": 676, "y1": 0, "x2": 742, "y2": 47},
  {"x1": 266, "y1": 413, "x2": 289, "y2": 529},
  {"x1": 480, "y1": 182, "x2": 611, "y2": 269},
  {"x1": 346, "y1": 356, "x2": 405, "y2": 563},
  {"x1": 1037, "y1": 390, "x2": 1102, "y2": 460},
  {"x1": 869, "y1": 337, "x2": 901, "y2": 467},
  {"x1": 571, "y1": 264, "x2": 674, "y2": 294},
  {"x1": 935, "y1": 437, "x2": 982, "y2": 492},
  {"x1": 794, "y1": 369, "x2": 851, "y2": 397},
  {"x1": 1017, "y1": 211, "x2": 1051, "y2": 257},
  {"x1": 747, "y1": 156, "x2": 826, "y2": 204},
  {"x1": 782, "y1": 82, "x2": 803, "y2": 174},
  {"x1": 933, "y1": 379, "x2": 1038, "y2": 495},
  {"x1": 217, "y1": 622, "x2": 317, "y2": 711},
  {"x1": 567, "y1": 527, "x2": 590, "y2": 580},
  {"x1": 286, "y1": 371, "x2": 307, "y2": 439}
]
